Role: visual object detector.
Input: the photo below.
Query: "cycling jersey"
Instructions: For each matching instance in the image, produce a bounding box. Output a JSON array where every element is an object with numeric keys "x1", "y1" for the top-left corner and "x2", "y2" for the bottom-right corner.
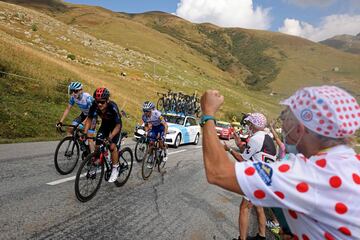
[
  {"x1": 142, "y1": 110, "x2": 166, "y2": 142},
  {"x1": 69, "y1": 92, "x2": 93, "y2": 115},
  {"x1": 241, "y1": 131, "x2": 277, "y2": 163},
  {"x1": 142, "y1": 110, "x2": 165, "y2": 127},
  {"x1": 88, "y1": 101, "x2": 122, "y2": 145},
  {"x1": 235, "y1": 145, "x2": 360, "y2": 239}
]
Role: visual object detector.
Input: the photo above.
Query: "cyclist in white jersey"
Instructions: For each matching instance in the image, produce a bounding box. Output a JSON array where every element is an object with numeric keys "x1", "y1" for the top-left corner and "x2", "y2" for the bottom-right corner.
[
  {"x1": 56, "y1": 82, "x2": 96, "y2": 151},
  {"x1": 142, "y1": 101, "x2": 168, "y2": 162}
]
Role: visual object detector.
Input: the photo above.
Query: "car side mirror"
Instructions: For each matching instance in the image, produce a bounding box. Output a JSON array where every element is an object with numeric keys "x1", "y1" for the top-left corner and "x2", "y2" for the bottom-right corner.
[{"x1": 186, "y1": 122, "x2": 190, "y2": 127}]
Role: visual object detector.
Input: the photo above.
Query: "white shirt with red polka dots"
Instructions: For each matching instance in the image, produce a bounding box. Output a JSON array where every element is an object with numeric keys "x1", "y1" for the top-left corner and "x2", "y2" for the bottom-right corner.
[{"x1": 235, "y1": 144, "x2": 360, "y2": 239}]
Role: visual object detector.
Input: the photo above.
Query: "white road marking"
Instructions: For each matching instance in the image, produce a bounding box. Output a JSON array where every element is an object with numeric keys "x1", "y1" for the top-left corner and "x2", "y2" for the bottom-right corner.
[
  {"x1": 168, "y1": 150, "x2": 186, "y2": 155},
  {"x1": 47, "y1": 149, "x2": 190, "y2": 186},
  {"x1": 195, "y1": 146, "x2": 202, "y2": 149},
  {"x1": 47, "y1": 175, "x2": 78, "y2": 186}
]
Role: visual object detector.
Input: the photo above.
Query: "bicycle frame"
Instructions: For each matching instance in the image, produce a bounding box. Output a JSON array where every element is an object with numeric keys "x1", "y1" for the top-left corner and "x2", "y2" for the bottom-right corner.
[{"x1": 96, "y1": 132, "x2": 128, "y2": 169}]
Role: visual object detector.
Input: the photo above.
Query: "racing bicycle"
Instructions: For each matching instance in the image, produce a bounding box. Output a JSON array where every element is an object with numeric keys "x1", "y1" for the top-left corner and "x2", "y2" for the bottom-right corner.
[
  {"x1": 141, "y1": 138, "x2": 166, "y2": 180},
  {"x1": 54, "y1": 124, "x2": 91, "y2": 175},
  {"x1": 74, "y1": 132, "x2": 133, "y2": 202}
]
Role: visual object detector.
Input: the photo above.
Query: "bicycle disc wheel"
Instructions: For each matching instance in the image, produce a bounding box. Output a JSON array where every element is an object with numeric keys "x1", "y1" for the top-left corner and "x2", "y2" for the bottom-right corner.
[
  {"x1": 75, "y1": 153, "x2": 104, "y2": 202},
  {"x1": 114, "y1": 147, "x2": 133, "y2": 187},
  {"x1": 141, "y1": 151, "x2": 155, "y2": 180},
  {"x1": 54, "y1": 136, "x2": 80, "y2": 175}
]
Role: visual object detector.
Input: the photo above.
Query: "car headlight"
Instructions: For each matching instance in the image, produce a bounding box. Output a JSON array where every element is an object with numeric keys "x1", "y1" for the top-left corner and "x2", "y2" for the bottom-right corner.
[{"x1": 167, "y1": 130, "x2": 177, "y2": 135}]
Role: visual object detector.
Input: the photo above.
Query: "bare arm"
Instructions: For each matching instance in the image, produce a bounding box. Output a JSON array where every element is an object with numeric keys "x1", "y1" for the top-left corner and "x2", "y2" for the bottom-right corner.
[
  {"x1": 270, "y1": 124, "x2": 283, "y2": 147},
  {"x1": 144, "y1": 123, "x2": 152, "y2": 133},
  {"x1": 201, "y1": 90, "x2": 244, "y2": 195},
  {"x1": 59, "y1": 104, "x2": 72, "y2": 123},
  {"x1": 162, "y1": 121, "x2": 168, "y2": 134},
  {"x1": 223, "y1": 141, "x2": 245, "y2": 162},
  {"x1": 233, "y1": 132, "x2": 243, "y2": 148},
  {"x1": 109, "y1": 123, "x2": 121, "y2": 140},
  {"x1": 229, "y1": 149, "x2": 245, "y2": 162}
]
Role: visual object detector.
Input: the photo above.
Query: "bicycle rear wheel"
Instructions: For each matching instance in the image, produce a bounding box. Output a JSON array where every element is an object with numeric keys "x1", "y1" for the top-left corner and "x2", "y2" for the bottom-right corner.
[
  {"x1": 114, "y1": 147, "x2": 133, "y2": 187},
  {"x1": 135, "y1": 137, "x2": 148, "y2": 162},
  {"x1": 54, "y1": 136, "x2": 80, "y2": 175},
  {"x1": 75, "y1": 152, "x2": 104, "y2": 202},
  {"x1": 141, "y1": 150, "x2": 155, "y2": 180},
  {"x1": 157, "y1": 98, "x2": 164, "y2": 112}
]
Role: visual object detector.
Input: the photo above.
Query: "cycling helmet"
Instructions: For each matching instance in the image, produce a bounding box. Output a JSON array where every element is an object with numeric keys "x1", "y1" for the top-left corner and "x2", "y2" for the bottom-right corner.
[
  {"x1": 142, "y1": 101, "x2": 155, "y2": 112},
  {"x1": 68, "y1": 82, "x2": 82, "y2": 95},
  {"x1": 93, "y1": 87, "x2": 110, "y2": 101}
]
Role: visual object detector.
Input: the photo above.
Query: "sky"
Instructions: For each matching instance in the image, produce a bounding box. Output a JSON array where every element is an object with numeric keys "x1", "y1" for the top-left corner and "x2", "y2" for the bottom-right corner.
[{"x1": 65, "y1": 0, "x2": 360, "y2": 42}]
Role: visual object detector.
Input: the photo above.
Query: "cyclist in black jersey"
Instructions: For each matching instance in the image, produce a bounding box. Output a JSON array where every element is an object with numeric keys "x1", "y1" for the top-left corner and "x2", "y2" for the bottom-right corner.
[{"x1": 84, "y1": 88, "x2": 122, "y2": 183}]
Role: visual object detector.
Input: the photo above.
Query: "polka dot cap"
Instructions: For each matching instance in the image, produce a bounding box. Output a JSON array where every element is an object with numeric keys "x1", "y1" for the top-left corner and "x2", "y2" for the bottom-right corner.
[
  {"x1": 245, "y1": 112, "x2": 267, "y2": 129},
  {"x1": 281, "y1": 85, "x2": 360, "y2": 138}
]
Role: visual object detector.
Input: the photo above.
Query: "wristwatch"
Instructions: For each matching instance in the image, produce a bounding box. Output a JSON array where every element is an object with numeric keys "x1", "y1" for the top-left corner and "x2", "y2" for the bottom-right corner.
[{"x1": 200, "y1": 115, "x2": 216, "y2": 127}]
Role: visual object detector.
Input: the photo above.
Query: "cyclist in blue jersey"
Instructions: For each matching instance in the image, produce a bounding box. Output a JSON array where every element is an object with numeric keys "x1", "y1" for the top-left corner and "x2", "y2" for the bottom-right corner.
[
  {"x1": 84, "y1": 88, "x2": 122, "y2": 183},
  {"x1": 57, "y1": 82, "x2": 96, "y2": 152},
  {"x1": 142, "y1": 101, "x2": 168, "y2": 162}
]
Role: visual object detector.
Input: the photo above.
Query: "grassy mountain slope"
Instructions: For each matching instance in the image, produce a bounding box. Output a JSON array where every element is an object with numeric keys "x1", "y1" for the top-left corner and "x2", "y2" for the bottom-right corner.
[
  {"x1": 128, "y1": 13, "x2": 360, "y2": 95},
  {"x1": 320, "y1": 33, "x2": 360, "y2": 55},
  {"x1": 0, "y1": 0, "x2": 360, "y2": 142}
]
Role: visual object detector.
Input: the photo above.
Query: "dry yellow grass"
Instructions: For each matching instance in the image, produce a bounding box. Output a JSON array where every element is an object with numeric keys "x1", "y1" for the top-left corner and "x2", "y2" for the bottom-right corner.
[{"x1": 1, "y1": 0, "x2": 359, "y2": 142}]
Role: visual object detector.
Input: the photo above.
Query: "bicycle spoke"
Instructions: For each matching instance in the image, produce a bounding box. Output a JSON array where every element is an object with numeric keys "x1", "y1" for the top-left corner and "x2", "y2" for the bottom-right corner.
[
  {"x1": 75, "y1": 154, "x2": 104, "y2": 202},
  {"x1": 115, "y1": 147, "x2": 133, "y2": 187},
  {"x1": 54, "y1": 137, "x2": 79, "y2": 175}
]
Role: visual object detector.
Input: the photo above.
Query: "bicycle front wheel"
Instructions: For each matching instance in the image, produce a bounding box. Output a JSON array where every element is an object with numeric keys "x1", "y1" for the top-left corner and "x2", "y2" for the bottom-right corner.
[
  {"x1": 141, "y1": 151, "x2": 155, "y2": 180},
  {"x1": 135, "y1": 137, "x2": 148, "y2": 162},
  {"x1": 158, "y1": 153, "x2": 167, "y2": 173},
  {"x1": 75, "y1": 153, "x2": 104, "y2": 202},
  {"x1": 115, "y1": 147, "x2": 133, "y2": 187},
  {"x1": 54, "y1": 136, "x2": 80, "y2": 175}
]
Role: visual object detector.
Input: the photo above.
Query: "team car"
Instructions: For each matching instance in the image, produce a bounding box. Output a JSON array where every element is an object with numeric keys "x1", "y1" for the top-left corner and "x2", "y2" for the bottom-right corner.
[
  {"x1": 134, "y1": 113, "x2": 201, "y2": 148},
  {"x1": 215, "y1": 121, "x2": 235, "y2": 140}
]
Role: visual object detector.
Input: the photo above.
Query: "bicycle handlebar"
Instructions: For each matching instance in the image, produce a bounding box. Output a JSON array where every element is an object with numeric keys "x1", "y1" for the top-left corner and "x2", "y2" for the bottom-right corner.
[{"x1": 56, "y1": 124, "x2": 79, "y2": 133}]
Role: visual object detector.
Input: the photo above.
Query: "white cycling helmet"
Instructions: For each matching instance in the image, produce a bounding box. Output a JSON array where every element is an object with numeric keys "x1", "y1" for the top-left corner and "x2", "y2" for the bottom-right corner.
[
  {"x1": 142, "y1": 101, "x2": 155, "y2": 112},
  {"x1": 68, "y1": 82, "x2": 83, "y2": 95}
]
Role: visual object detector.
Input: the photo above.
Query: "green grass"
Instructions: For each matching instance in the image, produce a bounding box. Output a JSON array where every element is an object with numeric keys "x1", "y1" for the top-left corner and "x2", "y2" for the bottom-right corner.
[
  {"x1": 0, "y1": 38, "x2": 81, "y2": 141},
  {"x1": 0, "y1": 1, "x2": 360, "y2": 143}
]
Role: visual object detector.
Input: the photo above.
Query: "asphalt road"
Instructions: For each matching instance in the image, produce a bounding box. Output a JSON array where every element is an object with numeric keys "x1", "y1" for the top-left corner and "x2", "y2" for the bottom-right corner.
[{"x1": 0, "y1": 138, "x2": 275, "y2": 240}]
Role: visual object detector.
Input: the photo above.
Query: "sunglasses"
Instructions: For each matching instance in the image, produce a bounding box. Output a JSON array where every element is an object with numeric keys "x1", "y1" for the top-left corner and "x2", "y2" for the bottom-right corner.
[
  {"x1": 71, "y1": 89, "x2": 81, "y2": 94},
  {"x1": 96, "y1": 100, "x2": 107, "y2": 105}
]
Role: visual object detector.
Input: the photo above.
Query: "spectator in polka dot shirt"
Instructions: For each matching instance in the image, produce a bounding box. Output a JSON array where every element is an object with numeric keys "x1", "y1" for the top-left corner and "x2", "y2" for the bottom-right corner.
[
  {"x1": 200, "y1": 86, "x2": 360, "y2": 239},
  {"x1": 224, "y1": 113, "x2": 277, "y2": 240}
]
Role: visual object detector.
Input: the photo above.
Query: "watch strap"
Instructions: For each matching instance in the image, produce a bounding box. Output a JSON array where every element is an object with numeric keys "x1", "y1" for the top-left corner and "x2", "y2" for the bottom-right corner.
[{"x1": 200, "y1": 115, "x2": 216, "y2": 127}]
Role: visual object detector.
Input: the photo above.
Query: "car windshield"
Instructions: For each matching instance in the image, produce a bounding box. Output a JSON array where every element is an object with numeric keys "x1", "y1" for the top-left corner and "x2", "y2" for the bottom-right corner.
[
  {"x1": 163, "y1": 115, "x2": 185, "y2": 125},
  {"x1": 216, "y1": 122, "x2": 230, "y2": 128}
]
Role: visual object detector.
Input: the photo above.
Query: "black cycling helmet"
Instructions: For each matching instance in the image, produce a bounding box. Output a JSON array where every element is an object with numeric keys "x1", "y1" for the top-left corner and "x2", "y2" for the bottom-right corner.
[{"x1": 93, "y1": 87, "x2": 110, "y2": 101}]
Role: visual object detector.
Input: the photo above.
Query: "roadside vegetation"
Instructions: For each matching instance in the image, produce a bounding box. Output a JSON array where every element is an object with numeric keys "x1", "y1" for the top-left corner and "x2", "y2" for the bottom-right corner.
[{"x1": 0, "y1": 0, "x2": 359, "y2": 143}]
